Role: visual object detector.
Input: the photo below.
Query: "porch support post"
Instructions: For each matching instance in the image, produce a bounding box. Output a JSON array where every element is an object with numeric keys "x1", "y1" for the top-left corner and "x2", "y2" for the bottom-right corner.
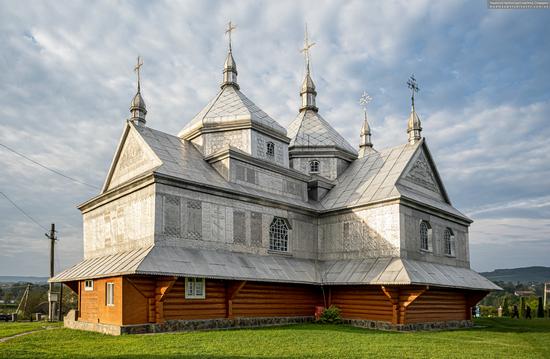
[{"x1": 225, "y1": 281, "x2": 246, "y2": 319}]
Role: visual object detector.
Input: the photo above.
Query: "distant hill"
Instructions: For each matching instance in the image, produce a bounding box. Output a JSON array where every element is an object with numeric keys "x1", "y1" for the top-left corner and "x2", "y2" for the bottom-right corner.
[
  {"x1": 0, "y1": 276, "x2": 49, "y2": 284},
  {"x1": 481, "y1": 266, "x2": 550, "y2": 283}
]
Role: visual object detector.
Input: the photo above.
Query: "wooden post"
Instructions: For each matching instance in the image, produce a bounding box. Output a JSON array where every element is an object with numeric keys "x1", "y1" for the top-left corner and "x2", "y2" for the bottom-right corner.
[
  {"x1": 225, "y1": 281, "x2": 246, "y2": 319},
  {"x1": 47, "y1": 223, "x2": 57, "y2": 322},
  {"x1": 381, "y1": 286, "x2": 400, "y2": 324},
  {"x1": 155, "y1": 277, "x2": 177, "y2": 324}
]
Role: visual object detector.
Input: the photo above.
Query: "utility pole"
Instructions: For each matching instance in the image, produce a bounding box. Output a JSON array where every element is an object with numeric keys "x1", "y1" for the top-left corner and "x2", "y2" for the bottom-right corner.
[{"x1": 46, "y1": 223, "x2": 58, "y2": 321}]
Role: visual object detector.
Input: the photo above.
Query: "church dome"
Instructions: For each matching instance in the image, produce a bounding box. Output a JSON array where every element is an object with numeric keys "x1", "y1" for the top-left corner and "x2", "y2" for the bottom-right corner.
[{"x1": 130, "y1": 92, "x2": 146, "y2": 111}]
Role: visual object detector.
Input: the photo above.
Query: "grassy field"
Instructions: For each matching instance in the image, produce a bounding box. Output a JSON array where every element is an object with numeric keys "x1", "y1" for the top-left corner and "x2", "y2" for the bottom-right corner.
[
  {"x1": 0, "y1": 322, "x2": 61, "y2": 339},
  {"x1": 0, "y1": 318, "x2": 549, "y2": 358}
]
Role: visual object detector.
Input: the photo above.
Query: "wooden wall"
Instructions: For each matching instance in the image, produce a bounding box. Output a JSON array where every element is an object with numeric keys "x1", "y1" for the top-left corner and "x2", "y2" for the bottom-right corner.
[
  {"x1": 77, "y1": 277, "x2": 122, "y2": 325},
  {"x1": 162, "y1": 279, "x2": 226, "y2": 321},
  {"x1": 330, "y1": 285, "x2": 394, "y2": 322},
  {"x1": 404, "y1": 288, "x2": 467, "y2": 323},
  {"x1": 232, "y1": 282, "x2": 322, "y2": 317},
  {"x1": 75, "y1": 276, "x2": 487, "y2": 326}
]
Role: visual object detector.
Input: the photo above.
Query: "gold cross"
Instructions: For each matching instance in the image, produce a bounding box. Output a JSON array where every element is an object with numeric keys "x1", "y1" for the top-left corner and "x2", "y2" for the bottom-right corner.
[
  {"x1": 300, "y1": 24, "x2": 315, "y2": 73},
  {"x1": 134, "y1": 56, "x2": 143, "y2": 91},
  {"x1": 225, "y1": 21, "x2": 237, "y2": 51}
]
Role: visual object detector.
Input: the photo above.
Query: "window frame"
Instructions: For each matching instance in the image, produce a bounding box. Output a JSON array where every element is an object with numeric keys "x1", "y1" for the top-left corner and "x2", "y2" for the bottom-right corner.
[
  {"x1": 443, "y1": 228, "x2": 455, "y2": 257},
  {"x1": 106, "y1": 282, "x2": 115, "y2": 307},
  {"x1": 419, "y1": 221, "x2": 432, "y2": 252},
  {"x1": 269, "y1": 217, "x2": 290, "y2": 253},
  {"x1": 84, "y1": 280, "x2": 94, "y2": 291},
  {"x1": 266, "y1": 141, "x2": 275, "y2": 157},
  {"x1": 185, "y1": 277, "x2": 206, "y2": 299},
  {"x1": 309, "y1": 160, "x2": 320, "y2": 174}
]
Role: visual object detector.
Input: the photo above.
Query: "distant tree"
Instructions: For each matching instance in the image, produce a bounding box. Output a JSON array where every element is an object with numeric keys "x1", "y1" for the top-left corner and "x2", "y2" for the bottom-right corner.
[
  {"x1": 520, "y1": 297, "x2": 526, "y2": 318},
  {"x1": 537, "y1": 297, "x2": 544, "y2": 318},
  {"x1": 502, "y1": 297, "x2": 510, "y2": 317}
]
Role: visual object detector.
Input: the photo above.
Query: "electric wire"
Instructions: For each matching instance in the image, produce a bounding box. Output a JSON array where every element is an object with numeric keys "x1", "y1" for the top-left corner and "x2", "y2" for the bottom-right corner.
[
  {"x1": 0, "y1": 191, "x2": 48, "y2": 232},
  {"x1": 0, "y1": 142, "x2": 99, "y2": 189}
]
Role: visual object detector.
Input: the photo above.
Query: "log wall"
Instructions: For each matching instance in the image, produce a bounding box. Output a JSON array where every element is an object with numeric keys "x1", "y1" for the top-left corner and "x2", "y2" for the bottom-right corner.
[
  {"x1": 404, "y1": 289, "x2": 467, "y2": 323},
  {"x1": 75, "y1": 276, "x2": 487, "y2": 326},
  {"x1": 232, "y1": 282, "x2": 322, "y2": 317},
  {"x1": 330, "y1": 285, "x2": 394, "y2": 322}
]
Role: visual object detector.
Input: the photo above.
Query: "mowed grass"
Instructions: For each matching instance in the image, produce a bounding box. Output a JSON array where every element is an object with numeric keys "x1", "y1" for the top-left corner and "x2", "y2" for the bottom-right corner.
[
  {"x1": 0, "y1": 321, "x2": 61, "y2": 339},
  {"x1": 1, "y1": 318, "x2": 549, "y2": 358}
]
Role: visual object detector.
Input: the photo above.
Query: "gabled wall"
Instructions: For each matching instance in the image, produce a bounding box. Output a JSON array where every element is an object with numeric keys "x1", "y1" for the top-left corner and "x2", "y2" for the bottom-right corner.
[
  {"x1": 399, "y1": 204, "x2": 470, "y2": 268},
  {"x1": 83, "y1": 184, "x2": 156, "y2": 259}
]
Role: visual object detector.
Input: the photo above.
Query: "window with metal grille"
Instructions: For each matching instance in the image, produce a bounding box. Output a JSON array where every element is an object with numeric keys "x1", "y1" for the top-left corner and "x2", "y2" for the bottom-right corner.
[
  {"x1": 444, "y1": 228, "x2": 454, "y2": 256},
  {"x1": 309, "y1": 160, "x2": 320, "y2": 174},
  {"x1": 269, "y1": 217, "x2": 289, "y2": 252},
  {"x1": 266, "y1": 142, "x2": 275, "y2": 157},
  {"x1": 106, "y1": 282, "x2": 115, "y2": 306},
  {"x1": 185, "y1": 277, "x2": 206, "y2": 299},
  {"x1": 420, "y1": 221, "x2": 431, "y2": 251}
]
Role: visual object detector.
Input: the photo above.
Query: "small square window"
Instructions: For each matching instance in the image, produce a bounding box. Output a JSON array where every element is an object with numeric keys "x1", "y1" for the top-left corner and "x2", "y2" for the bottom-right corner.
[
  {"x1": 84, "y1": 280, "x2": 94, "y2": 291},
  {"x1": 106, "y1": 282, "x2": 115, "y2": 306},
  {"x1": 185, "y1": 277, "x2": 206, "y2": 299}
]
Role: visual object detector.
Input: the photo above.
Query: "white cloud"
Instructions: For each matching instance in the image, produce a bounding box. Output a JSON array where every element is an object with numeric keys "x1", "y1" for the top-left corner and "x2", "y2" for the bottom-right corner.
[{"x1": 0, "y1": 0, "x2": 549, "y2": 275}]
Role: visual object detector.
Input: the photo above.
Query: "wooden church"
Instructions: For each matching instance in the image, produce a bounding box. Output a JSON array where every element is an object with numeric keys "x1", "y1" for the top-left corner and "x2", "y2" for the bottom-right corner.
[{"x1": 51, "y1": 24, "x2": 499, "y2": 335}]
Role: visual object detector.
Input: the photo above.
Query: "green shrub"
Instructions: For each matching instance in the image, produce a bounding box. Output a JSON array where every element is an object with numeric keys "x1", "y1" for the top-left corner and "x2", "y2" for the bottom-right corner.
[{"x1": 318, "y1": 305, "x2": 342, "y2": 324}]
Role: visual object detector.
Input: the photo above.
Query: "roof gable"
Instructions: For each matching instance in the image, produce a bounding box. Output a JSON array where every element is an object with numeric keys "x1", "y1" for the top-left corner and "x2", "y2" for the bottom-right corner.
[
  {"x1": 396, "y1": 140, "x2": 451, "y2": 204},
  {"x1": 320, "y1": 142, "x2": 417, "y2": 209},
  {"x1": 102, "y1": 123, "x2": 162, "y2": 193},
  {"x1": 287, "y1": 110, "x2": 357, "y2": 155}
]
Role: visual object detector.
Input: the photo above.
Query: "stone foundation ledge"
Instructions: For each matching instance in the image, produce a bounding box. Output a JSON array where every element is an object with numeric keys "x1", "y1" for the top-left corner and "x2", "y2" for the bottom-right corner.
[
  {"x1": 344, "y1": 318, "x2": 474, "y2": 331},
  {"x1": 64, "y1": 312, "x2": 314, "y2": 336}
]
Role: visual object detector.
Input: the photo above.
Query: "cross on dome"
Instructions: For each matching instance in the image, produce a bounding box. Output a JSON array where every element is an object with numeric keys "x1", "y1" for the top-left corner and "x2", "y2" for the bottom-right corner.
[
  {"x1": 300, "y1": 24, "x2": 316, "y2": 74},
  {"x1": 225, "y1": 20, "x2": 237, "y2": 51},
  {"x1": 407, "y1": 74, "x2": 419, "y2": 110}
]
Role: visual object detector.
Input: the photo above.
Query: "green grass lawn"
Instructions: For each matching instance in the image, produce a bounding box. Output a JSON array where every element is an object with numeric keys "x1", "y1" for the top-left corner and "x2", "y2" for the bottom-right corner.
[
  {"x1": 0, "y1": 321, "x2": 61, "y2": 339},
  {"x1": 0, "y1": 318, "x2": 549, "y2": 358}
]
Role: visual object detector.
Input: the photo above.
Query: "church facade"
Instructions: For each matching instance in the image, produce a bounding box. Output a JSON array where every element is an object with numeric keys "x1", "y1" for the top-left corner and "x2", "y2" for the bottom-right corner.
[{"x1": 52, "y1": 28, "x2": 498, "y2": 335}]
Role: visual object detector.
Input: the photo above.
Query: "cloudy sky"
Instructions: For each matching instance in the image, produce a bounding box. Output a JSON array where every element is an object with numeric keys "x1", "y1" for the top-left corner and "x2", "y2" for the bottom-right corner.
[{"x1": 1, "y1": 0, "x2": 549, "y2": 276}]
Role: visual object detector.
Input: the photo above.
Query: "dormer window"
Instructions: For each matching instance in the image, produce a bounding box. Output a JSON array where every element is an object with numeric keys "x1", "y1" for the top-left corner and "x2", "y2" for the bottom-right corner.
[
  {"x1": 266, "y1": 142, "x2": 275, "y2": 157},
  {"x1": 309, "y1": 160, "x2": 320, "y2": 174}
]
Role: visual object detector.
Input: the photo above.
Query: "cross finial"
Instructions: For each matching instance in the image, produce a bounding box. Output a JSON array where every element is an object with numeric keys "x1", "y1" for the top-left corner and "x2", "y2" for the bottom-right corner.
[
  {"x1": 407, "y1": 74, "x2": 419, "y2": 110},
  {"x1": 134, "y1": 56, "x2": 143, "y2": 92},
  {"x1": 225, "y1": 20, "x2": 237, "y2": 51},
  {"x1": 300, "y1": 23, "x2": 316, "y2": 74},
  {"x1": 359, "y1": 91, "x2": 373, "y2": 111}
]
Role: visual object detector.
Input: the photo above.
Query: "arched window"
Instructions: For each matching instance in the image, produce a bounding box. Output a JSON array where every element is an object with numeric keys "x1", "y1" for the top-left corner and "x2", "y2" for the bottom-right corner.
[
  {"x1": 444, "y1": 228, "x2": 454, "y2": 256},
  {"x1": 309, "y1": 160, "x2": 320, "y2": 174},
  {"x1": 269, "y1": 217, "x2": 289, "y2": 252},
  {"x1": 420, "y1": 221, "x2": 431, "y2": 251},
  {"x1": 266, "y1": 142, "x2": 275, "y2": 157}
]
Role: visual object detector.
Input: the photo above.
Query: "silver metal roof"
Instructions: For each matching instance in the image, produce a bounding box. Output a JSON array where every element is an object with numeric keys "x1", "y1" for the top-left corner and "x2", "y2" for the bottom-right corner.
[
  {"x1": 320, "y1": 142, "x2": 414, "y2": 209},
  {"x1": 178, "y1": 85, "x2": 287, "y2": 138},
  {"x1": 134, "y1": 125, "x2": 321, "y2": 211},
  {"x1": 51, "y1": 247, "x2": 499, "y2": 291},
  {"x1": 287, "y1": 110, "x2": 357, "y2": 155},
  {"x1": 321, "y1": 257, "x2": 500, "y2": 290}
]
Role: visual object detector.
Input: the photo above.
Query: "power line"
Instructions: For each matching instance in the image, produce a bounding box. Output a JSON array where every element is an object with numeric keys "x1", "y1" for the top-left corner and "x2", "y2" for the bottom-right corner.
[
  {"x1": 0, "y1": 191, "x2": 49, "y2": 232},
  {"x1": 0, "y1": 142, "x2": 99, "y2": 189}
]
